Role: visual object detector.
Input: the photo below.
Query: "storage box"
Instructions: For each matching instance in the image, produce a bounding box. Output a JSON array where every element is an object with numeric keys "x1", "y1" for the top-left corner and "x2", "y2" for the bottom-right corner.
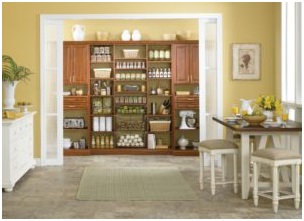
[
  {"x1": 123, "y1": 49, "x2": 139, "y2": 58},
  {"x1": 149, "y1": 120, "x2": 171, "y2": 132},
  {"x1": 94, "y1": 68, "x2": 111, "y2": 78}
]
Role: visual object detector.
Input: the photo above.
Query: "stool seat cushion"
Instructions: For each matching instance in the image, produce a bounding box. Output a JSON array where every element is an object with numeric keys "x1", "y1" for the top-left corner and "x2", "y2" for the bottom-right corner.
[
  {"x1": 198, "y1": 139, "x2": 238, "y2": 150},
  {"x1": 252, "y1": 148, "x2": 301, "y2": 160}
]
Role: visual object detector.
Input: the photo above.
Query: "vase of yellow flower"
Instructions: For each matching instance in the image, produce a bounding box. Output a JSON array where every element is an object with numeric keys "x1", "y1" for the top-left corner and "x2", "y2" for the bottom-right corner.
[{"x1": 255, "y1": 95, "x2": 282, "y2": 122}]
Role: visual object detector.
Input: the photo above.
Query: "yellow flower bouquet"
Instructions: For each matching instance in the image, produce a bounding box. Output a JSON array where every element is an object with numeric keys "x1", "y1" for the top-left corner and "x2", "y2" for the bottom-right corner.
[{"x1": 255, "y1": 95, "x2": 282, "y2": 112}]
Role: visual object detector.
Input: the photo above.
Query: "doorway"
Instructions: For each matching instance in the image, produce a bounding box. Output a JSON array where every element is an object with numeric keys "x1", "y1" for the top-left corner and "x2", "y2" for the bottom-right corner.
[{"x1": 40, "y1": 14, "x2": 223, "y2": 166}]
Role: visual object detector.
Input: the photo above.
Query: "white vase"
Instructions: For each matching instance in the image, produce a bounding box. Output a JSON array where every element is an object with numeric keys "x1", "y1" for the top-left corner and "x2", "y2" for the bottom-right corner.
[
  {"x1": 3, "y1": 81, "x2": 18, "y2": 109},
  {"x1": 178, "y1": 136, "x2": 189, "y2": 150},
  {"x1": 121, "y1": 30, "x2": 131, "y2": 41},
  {"x1": 72, "y1": 24, "x2": 85, "y2": 41},
  {"x1": 263, "y1": 110, "x2": 274, "y2": 122},
  {"x1": 131, "y1": 30, "x2": 141, "y2": 41}
]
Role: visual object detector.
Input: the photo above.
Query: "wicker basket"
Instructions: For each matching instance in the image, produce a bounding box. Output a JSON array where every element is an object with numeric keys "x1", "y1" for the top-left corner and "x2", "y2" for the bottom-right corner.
[
  {"x1": 94, "y1": 68, "x2": 111, "y2": 78},
  {"x1": 123, "y1": 49, "x2": 139, "y2": 58},
  {"x1": 149, "y1": 121, "x2": 171, "y2": 132},
  {"x1": 96, "y1": 31, "x2": 109, "y2": 41}
]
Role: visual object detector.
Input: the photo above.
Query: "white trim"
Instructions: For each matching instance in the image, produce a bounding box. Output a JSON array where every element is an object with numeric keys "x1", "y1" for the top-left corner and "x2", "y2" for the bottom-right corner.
[
  {"x1": 40, "y1": 18, "x2": 46, "y2": 165},
  {"x1": 216, "y1": 15, "x2": 223, "y2": 139},
  {"x1": 40, "y1": 13, "x2": 222, "y2": 20}
]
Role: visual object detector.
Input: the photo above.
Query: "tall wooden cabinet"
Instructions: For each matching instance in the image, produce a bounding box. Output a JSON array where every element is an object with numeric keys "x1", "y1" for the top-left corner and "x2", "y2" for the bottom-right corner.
[{"x1": 63, "y1": 40, "x2": 198, "y2": 156}]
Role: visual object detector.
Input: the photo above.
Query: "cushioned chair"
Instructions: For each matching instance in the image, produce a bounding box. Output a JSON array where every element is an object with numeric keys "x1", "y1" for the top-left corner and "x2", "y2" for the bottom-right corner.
[
  {"x1": 251, "y1": 148, "x2": 302, "y2": 213},
  {"x1": 198, "y1": 139, "x2": 238, "y2": 195}
]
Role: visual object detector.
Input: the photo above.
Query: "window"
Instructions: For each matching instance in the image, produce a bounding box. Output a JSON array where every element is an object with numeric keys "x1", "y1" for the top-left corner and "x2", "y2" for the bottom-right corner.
[{"x1": 281, "y1": 2, "x2": 302, "y2": 122}]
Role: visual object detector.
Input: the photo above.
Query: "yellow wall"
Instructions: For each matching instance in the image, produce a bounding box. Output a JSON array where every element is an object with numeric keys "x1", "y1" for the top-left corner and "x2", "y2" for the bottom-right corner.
[{"x1": 2, "y1": 2, "x2": 279, "y2": 158}]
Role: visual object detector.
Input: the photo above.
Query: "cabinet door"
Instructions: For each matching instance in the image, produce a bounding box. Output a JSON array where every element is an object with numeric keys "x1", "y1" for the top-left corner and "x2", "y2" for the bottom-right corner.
[
  {"x1": 72, "y1": 45, "x2": 89, "y2": 84},
  {"x1": 190, "y1": 44, "x2": 199, "y2": 83},
  {"x1": 63, "y1": 45, "x2": 73, "y2": 84},
  {"x1": 63, "y1": 44, "x2": 89, "y2": 84},
  {"x1": 172, "y1": 45, "x2": 189, "y2": 83}
]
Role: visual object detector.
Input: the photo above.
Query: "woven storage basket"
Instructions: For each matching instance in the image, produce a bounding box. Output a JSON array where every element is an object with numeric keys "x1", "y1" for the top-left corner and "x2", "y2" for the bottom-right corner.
[
  {"x1": 123, "y1": 49, "x2": 139, "y2": 59},
  {"x1": 94, "y1": 68, "x2": 111, "y2": 78},
  {"x1": 242, "y1": 115, "x2": 266, "y2": 126},
  {"x1": 96, "y1": 31, "x2": 109, "y2": 41},
  {"x1": 149, "y1": 121, "x2": 171, "y2": 132}
]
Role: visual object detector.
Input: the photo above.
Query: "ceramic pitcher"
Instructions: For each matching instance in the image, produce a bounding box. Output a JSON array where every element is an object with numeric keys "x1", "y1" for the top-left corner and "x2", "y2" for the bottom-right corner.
[
  {"x1": 240, "y1": 99, "x2": 253, "y2": 115},
  {"x1": 72, "y1": 25, "x2": 85, "y2": 41}
]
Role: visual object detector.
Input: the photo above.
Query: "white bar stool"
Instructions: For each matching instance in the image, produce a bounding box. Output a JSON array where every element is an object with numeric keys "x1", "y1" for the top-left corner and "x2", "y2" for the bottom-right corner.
[
  {"x1": 251, "y1": 148, "x2": 302, "y2": 213},
  {"x1": 198, "y1": 139, "x2": 238, "y2": 195}
]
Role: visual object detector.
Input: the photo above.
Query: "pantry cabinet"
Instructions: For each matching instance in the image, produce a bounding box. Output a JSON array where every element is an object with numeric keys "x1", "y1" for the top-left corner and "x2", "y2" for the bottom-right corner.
[{"x1": 63, "y1": 40, "x2": 198, "y2": 156}]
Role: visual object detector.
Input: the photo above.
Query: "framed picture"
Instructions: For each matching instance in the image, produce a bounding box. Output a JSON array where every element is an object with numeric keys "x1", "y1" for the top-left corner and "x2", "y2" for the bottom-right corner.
[
  {"x1": 63, "y1": 117, "x2": 85, "y2": 129},
  {"x1": 232, "y1": 43, "x2": 261, "y2": 80}
]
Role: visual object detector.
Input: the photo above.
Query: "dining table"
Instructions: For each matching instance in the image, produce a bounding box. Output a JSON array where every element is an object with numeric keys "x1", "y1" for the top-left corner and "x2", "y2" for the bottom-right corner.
[{"x1": 212, "y1": 116, "x2": 302, "y2": 199}]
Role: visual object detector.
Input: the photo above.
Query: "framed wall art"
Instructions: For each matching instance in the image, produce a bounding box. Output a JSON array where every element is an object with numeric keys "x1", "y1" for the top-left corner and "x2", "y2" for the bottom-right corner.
[{"x1": 232, "y1": 43, "x2": 261, "y2": 80}]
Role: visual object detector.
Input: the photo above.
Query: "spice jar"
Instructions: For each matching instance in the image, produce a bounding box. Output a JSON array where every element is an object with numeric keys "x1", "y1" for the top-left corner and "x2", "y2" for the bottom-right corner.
[
  {"x1": 154, "y1": 50, "x2": 159, "y2": 60},
  {"x1": 165, "y1": 50, "x2": 171, "y2": 59}
]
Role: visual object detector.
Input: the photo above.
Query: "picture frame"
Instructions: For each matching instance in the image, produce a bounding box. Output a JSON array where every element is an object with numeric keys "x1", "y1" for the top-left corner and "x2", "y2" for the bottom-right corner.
[
  {"x1": 63, "y1": 117, "x2": 85, "y2": 129},
  {"x1": 232, "y1": 43, "x2": 261, "y2": 80}
]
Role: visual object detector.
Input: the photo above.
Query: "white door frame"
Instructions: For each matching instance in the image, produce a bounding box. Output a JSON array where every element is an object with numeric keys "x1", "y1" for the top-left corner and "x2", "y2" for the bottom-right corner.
[{"x1": 40, "y1": 13, "x2": 223, "y2": 165}]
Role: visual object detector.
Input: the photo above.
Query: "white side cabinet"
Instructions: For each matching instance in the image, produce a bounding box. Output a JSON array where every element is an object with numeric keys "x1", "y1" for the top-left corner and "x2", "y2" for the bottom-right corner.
[{"x1": 2, "y1": 112, "x2": 36, "y2": 192}]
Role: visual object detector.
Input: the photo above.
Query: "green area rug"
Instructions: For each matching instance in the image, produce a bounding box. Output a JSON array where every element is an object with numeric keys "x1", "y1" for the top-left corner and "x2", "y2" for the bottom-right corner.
[{"x1": 76, "y1": 167, "x2": 198, "y2": 201}]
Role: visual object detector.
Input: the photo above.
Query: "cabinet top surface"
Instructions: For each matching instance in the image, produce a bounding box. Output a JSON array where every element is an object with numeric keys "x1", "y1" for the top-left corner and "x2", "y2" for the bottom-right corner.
[
  {"x1": 2, "y1": 112, "x2": 36, "y2": 125},
  {"x1": 64, "y1": 40, "x2": 199, "y2": 45}
]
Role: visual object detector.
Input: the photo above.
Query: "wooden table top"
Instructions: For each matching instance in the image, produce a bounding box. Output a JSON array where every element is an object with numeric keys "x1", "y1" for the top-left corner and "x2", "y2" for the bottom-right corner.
[{"x1": 212, "y1": 116, "x2": 302, "y2": 132}]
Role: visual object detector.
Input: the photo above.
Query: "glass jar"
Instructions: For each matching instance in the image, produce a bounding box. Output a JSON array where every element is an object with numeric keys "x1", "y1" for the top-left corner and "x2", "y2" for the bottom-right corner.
[
  {"x1": 154, "y1": 50, "x2": 159, "y2": 60},
  {"x1": 149, "y1": 50, "x2": 154, "y2": 60},
  {"x1": 165, "y1": 50, "x2": 171, "y2": 60},
  {"x1": 159, "y1": 50, "x2": 165, "y2": 60}
]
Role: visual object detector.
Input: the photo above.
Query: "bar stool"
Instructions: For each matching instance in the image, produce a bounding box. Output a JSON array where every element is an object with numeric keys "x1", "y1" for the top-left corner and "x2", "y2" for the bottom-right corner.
[
  {"x1": 198, "y1": 139, "x2": 238, "y2": 195},
  {"x1": 252, "y1": 148, "x2": 302, "y2": 213}
]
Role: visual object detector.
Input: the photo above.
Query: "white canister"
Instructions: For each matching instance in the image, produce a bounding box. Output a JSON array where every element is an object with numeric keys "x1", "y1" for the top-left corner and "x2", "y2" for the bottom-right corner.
[
  {"x1": 106, "y1": 117, "x2": 112, "y2": 131},
  {"x1": 132, "y1": 30, "x2": 141, "y2": 41},
  {"x1": 121, "y1": 30, "x2": 131, "y2": 41},
  {"x1": 99, "y1": 117, "x2": 106, "y2": 131},
  {"x1": 93, "y1": 117, "x2": 99, "y2": 131}
]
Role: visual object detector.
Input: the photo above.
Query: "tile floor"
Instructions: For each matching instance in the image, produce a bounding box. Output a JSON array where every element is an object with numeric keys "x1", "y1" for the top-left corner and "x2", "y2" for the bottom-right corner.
[{"x1": 2, "y1": 155, "x2": 302, "y2": 219}]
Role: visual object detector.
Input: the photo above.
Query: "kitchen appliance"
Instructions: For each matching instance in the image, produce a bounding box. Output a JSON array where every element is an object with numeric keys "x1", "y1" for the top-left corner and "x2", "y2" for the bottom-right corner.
[{"x1": 179, "y1": 110, "x2": 196, "y2": 129}]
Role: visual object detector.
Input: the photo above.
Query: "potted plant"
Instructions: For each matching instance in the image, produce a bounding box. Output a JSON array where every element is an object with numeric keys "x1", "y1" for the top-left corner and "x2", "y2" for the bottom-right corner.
[{"x1": 2, "y1": 55, "x2": 33, "y2": 109}]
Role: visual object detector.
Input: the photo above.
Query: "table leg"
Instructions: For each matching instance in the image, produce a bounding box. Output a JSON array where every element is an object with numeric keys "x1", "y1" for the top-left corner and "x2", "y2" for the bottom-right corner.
[
  {"x1": 226, "y1": 129, "x2": 234, "y2": 179},
  {"x1": 241, "y1": 133, "x2": 250, "y2": 199}
]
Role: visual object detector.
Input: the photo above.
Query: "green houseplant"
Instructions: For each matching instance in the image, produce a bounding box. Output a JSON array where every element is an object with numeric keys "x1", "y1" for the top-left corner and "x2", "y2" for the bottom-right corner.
[{"x1": 2, "y1": 55, "x2": 33, "y2": 109}]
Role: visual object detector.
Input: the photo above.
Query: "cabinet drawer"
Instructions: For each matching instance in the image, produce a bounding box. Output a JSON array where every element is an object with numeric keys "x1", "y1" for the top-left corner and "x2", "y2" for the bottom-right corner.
[
  {"x1": 64, "y1": 96, "x2": 88, "y2": 109},
  {"x1": 175, "y1": 103, "x2": 199, "y2": 109},
  {"x1": 174, "y1": 96, "x2": 199, "y2": 103}
]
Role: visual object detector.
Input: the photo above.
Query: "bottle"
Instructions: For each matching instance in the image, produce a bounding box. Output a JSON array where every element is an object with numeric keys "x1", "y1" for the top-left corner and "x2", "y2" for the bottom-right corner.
[
  {"x1": 141, "y1": 84, "x2": 146, "y2": 92},
  {"x1": 151, "y1": 102, "x2": 156, "y2": 115},
  {"x1": 96, "y1": 135, "x2": 100, "y2": 148},
  {"x1": 163, "y1": 68, "x2": 168, "y2": 78},
  {"x1": 159, "y1": 68, "x2": 164, "y2": 78},
  {"x1": 100, "y1": 135, "x2": 105, "y2": 148},
  {"x1": 91, "y1": 136, "x2": 96, "y2": 148},
  {"x1": 110, "y1": 135, "x2": 114, "y2": 148},
  {"x1": 167, "y1": 68, "x2": 171, "y2": 78},
  {"x1": 155, "y1": 68, "x2": 160, "y2": 78},
  {"x1": 152, "y1": 68, "x2": 156, "y2": 78}
]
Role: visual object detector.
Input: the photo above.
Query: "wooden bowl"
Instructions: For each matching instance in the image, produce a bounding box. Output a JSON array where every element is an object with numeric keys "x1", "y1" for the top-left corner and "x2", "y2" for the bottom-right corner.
[{"x1": 242, "y1": 115, "x2": 267, "y2": 126}]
